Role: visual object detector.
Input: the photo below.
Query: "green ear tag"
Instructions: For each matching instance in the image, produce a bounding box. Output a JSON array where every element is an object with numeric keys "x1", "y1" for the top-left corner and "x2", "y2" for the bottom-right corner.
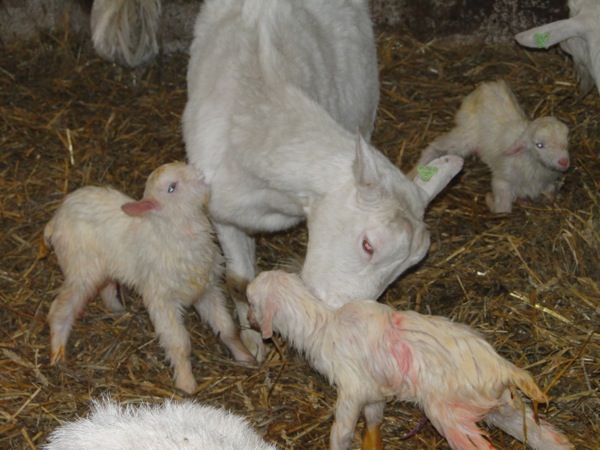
[
  {"x1": 417, "y1": 165, "x2": 438, "y2": 182},
  {"x1": 534, "y1": 32, "x2": 550, "y2": 48}
]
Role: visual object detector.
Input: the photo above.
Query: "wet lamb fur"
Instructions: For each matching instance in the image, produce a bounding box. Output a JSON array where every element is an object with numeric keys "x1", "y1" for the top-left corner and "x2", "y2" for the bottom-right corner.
[
  {"x1": 416, "y1": 79, "x2": 569, "y2": 213},
  {"x1": 247, "y1": 270, "x2": 573, "y2": 450},
  {"x1": 42, "y1": 162, "x2": 255, "y2": 394}
]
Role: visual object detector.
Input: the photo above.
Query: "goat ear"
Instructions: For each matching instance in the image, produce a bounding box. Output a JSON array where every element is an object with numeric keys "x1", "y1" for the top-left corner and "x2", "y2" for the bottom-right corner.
[
  {"x1": 505, "y1": 141, "x2": 527, "y2": 156},
  {"x1": 353, "y1": 132, "x2": 382, "y2": 202},
  {"x1": 413, "y1": 155, "x2": 463, "y2": 205},
  {"x1": 121, "y1": 198, "x2": 161, "y2": 216},
  {"x1": 515, "y1": 16, "x2": 590, "y2": 49},
  {"x1": 260, "y1": 302, "x2": 275, "y2": 339}
]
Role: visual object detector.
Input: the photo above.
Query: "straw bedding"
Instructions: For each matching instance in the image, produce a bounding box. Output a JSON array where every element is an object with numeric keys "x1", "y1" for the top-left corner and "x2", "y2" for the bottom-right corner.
[{"x1": 1, "y1": 27, "x2": 598, "y2": 449}]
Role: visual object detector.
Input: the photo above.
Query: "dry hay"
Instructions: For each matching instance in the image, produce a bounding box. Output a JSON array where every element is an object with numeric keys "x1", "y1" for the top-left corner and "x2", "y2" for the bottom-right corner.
[{"x1": 1, "y1": 26, "x2": 598, "y2": 450}]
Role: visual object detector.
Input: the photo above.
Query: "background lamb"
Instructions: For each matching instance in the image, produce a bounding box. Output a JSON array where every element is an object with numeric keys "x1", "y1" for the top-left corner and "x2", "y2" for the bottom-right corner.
[
  {"x1": 416, "y1": 79, "x2": 569, "y2": 213},
  {"x1": 43, "y1": 398, "x2": 278, "y2": 450},
  {"x1": 42, "y1": 162, "x2": 255, "y2": 394},
  {"x1": 183, "y1": 0, "x2": 463, "y2": 361},
  {"x1": 515, "y1": 0, "x2": 600, "y2": 98},
  {"x1": 247, "y1": 270, "x2": 573, "y2": 450}
]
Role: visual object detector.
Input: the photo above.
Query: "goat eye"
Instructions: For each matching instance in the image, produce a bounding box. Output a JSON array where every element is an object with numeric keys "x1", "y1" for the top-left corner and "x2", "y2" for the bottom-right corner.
[
  {"x1": 167, "y1": 182, "x2": 177, "y2": 193},
  {"x1": 362, "y1": 239, "x2": 374, "y2": 256},
  {"x1": 535, "y1": 142, "x2": 544, "y2": 149}
]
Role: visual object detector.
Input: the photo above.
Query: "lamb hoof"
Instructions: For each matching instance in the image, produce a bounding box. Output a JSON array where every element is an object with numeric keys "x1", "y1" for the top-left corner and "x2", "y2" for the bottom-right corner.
[
  {"x1": 241, "y1": 329, "x2": 269, "y2": 363},
  {"x1": 175, "y1": 376, "x2": 198, "y2": 395},
  {"x1": 50, "y1": 346, "x2": 65, "y2": 365}
]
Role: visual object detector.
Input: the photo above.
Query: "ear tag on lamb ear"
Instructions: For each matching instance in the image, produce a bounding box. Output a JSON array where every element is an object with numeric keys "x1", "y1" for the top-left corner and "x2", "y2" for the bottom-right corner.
[
  {"x1": 534, "y1": 32, "x2": 550, "y2": 48},
  {"x1": 416, "y1": 165, "x2": 439, "y2": 182}
]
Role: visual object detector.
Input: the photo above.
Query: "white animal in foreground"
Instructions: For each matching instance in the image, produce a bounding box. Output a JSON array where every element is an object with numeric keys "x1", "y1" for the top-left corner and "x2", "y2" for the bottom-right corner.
[
  {"x1": 515, "y1": 0, "x2": 600, "y2": 97},
  {"x1": 91, "y1": 0, "x2": 161, "y2": 68},
  {"x1": 183, "y1": 0, "x2": 463, "y2": 362},
  {"x1": 416, "y1": 79, "x2": 569, "y2": 213},
  {"x1": 247, "y1": 270, "x2": 574, "y2": 450},
  {"x1": 42, "y1": 162, "x2": 255, "y2": 394},
  {"x1": 43, "y1": 399, "x2": 278, "y2": 450}
]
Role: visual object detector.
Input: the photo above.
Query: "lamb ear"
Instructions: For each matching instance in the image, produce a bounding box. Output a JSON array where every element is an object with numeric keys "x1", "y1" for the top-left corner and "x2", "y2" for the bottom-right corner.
[
  {"x1": 413, "y1": 155, "x2": 463, "y2": 205},
  {"x1": 259, "y1": 302, "x2": 275, "y2": 339},
  {"x1": 515, "y1": 16, "x2": 590, "y2": 49},
  {"x1": 121, "y1": 198, "x2": 162, "y2": 216},
  {"x1": 353, "y1": 132, "x2": 382, "y2": 202},
  {"x1": 505, "y1": 141, "x2": 527, "y2": 156}
]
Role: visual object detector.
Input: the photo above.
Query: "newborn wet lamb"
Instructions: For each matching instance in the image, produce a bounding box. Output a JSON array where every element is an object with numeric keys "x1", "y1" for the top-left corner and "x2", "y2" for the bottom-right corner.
[
  {"x1": 42, "y1": 162, "x2": 255, "y2": 394},
  {"x1": 417, "y1": 79, "x2": 569, "y2": 213},
  {"x1": 247, "y1": 270, "x2": 573, "y2": 450}
]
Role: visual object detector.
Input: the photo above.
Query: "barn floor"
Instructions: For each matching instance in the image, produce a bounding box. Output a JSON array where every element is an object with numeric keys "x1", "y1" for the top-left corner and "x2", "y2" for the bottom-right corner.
[{"x1": 1, "y1": 26, "x2": 598, "y2": 449}]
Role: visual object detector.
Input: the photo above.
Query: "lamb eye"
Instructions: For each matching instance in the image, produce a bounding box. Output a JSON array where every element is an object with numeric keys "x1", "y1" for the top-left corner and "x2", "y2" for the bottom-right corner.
[
  {"x1": 362, "y1": 239, "x2": 374, "y2": 256},
  {"x1": 535, "y1": 142, "x2": 544, "y2": 149},
  {"x1": 167, "y1": 182, "x2": 177, "y2": 193}
]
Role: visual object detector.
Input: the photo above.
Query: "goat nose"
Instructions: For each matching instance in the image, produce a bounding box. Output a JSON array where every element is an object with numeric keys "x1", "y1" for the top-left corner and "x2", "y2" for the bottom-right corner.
[{"x1": 558, "y1": 157, "x2": 569, "y2": 170}]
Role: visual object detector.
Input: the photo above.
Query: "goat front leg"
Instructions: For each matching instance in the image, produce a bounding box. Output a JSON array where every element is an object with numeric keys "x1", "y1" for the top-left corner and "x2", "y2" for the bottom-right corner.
[
  {"x1": 214, "y1": 222, "x2": 267, "y2": 362},
  {"x1": 331, "y1": 390, "x2": 362, "y2": 450},
  {"x1": 486, "y1": 177, "x2": 515, "y2": 213},
  {"x1": 541, "y1": 182, "x2": 557, "y2": 201},
  {"x1": 143, "y1": 292, "x2": 196, "y2": 394},
  {"x1": 362, "y1": 402, "x2": 384, "y2": 450},
  {"x1": 99, "y1": 281, "x2": 125, "y2": 312},
  {"x1": 193, "y1": 285, "x2": 256, "y2": 366}
]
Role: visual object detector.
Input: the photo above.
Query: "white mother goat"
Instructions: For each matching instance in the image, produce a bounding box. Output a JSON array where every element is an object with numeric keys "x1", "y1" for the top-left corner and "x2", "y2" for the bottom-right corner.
[
  {"x1": 515, "y1": 0, "x2": 600, "y2": 97},
  {"x1": 183, "y1": 0, "x2": 463, "y2": 361}
]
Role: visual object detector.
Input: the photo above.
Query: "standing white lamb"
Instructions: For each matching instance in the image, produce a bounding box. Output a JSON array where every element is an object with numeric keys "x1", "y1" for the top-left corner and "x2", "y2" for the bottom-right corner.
[
  {"x1": 416, "y1": 79, "x2": 569, "y2": 213},
  {"x1": 246, "y1": 270, "x2": 574, "y2": 450},
  {"x1": 183, "y1": 0, "x2": 463, "y2": 362},
  {"x1": 43, "y1": 399, "x2": 278, "y2": 450},
  {"x1": 42, "y1": 162, "x2": 255, "y2": 394},
  {"x1": 91, "y1": 0, "x2": 161, "y2": 68},
  {"x1": 515, "y1": 0, "x2": 600, "y2": 98}
]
